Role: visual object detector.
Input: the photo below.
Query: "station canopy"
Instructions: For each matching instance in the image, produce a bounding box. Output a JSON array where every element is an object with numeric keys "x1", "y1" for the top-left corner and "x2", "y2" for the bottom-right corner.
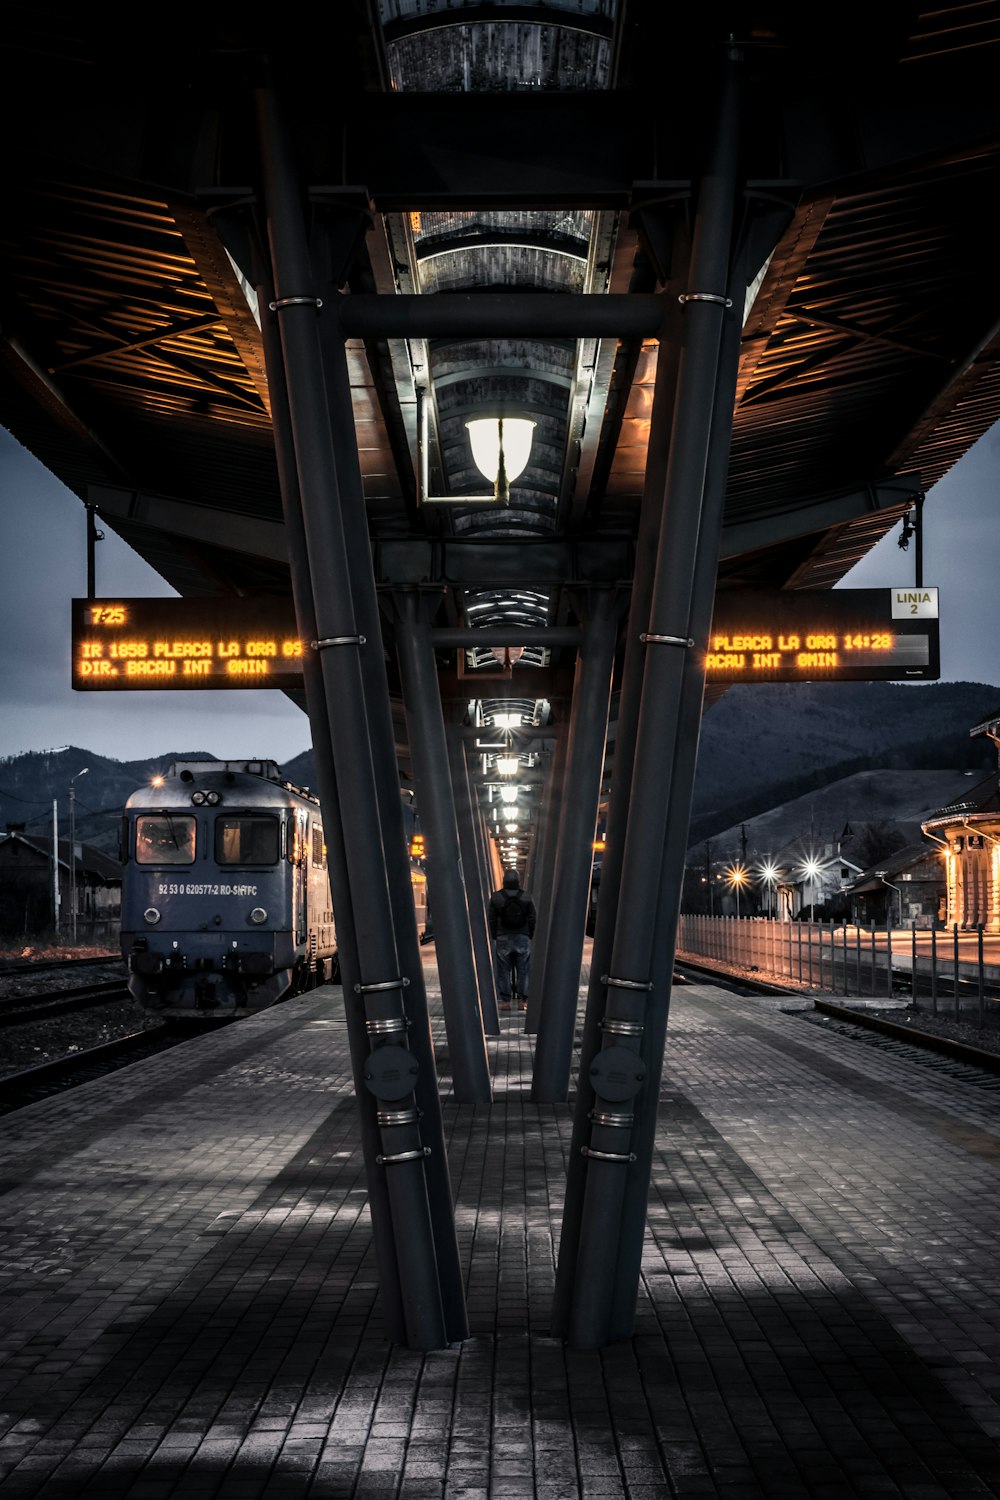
[{"x1": 3, "y1": 4, "x2": 1000, "y2": 858}]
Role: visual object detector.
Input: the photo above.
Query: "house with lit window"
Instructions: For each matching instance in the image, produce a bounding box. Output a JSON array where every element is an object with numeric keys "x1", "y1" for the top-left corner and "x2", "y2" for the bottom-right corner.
[
  {"x1": 771, "y1": 838, "x2": 864, "y2": 920},
  {"x1": 921, "y1": 711, "x2": 1000, "y2": 930},
  {"x1": 843, "y1": 843, "x2": 947, "y2": 928}
]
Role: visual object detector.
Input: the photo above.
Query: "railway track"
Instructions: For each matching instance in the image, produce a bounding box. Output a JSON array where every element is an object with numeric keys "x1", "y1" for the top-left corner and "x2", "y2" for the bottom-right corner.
[
  {"x1": 0, "y1": 978, "x2": 132, "y2": 1027},
  {"x1": 0, "y1": 1026, "x2": 186, "y2": 1115},
  {"x1": 0, "y1": 952, "x2": 120, "y2": 977},
  {"x1": 673, "y1": 958, "x2": 1000, "y2": 1079}
]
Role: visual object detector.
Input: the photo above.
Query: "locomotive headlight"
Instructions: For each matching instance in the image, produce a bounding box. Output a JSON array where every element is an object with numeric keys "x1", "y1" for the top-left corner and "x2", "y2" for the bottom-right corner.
[
  {"x1": 249, "y1": 907, "x2": 268, "y2": 925},
  {"x1": 191, "y1": 790, "x2": 206, "y2": 805},
  {"x1": 143, "y1": 907, "x2": 162, "y2": 925},
  {"x1": 206, "y1": 791, "x2": 221, "y2": 805}
]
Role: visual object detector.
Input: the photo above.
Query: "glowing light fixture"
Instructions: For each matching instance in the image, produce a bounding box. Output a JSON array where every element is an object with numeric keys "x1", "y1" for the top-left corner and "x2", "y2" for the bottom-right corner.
[
  {"x1": 496, "y1": 755, "x2": 519, "y2": 775},
  {"x1": 726, "y1": 862, "x2": 749, "y2": 917},
  {"x1": 499, "y1": 786, "x2": 519, "y2": 805},
  {"x1": 466, "y1": 417, "x2": 536, "y2": 505}
]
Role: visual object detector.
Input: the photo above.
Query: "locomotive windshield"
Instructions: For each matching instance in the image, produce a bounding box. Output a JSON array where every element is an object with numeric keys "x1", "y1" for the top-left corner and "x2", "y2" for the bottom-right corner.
[
  {"x1": 135, "y1": 813, "x2": 196, "y2": 865},
  {"x1": 215, "y1": 814, "x2": 279, "y2": 866}
]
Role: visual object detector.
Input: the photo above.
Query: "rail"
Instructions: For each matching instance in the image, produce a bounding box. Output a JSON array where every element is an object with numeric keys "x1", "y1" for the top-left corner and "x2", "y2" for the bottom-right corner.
[{"x1": 676, "y1": 914, "x2": 1000, "y2": 1026}]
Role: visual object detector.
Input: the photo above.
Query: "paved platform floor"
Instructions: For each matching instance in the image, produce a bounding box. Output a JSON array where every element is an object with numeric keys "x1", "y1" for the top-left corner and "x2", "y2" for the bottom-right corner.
[{"x1": 2, "y1": 961, "x2": 1000, "y2": 1498}]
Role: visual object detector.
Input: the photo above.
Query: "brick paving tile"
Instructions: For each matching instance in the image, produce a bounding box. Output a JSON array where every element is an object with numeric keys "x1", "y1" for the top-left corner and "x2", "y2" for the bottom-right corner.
[{"x1": 3, "y1": 977, "x2": 1000, "y2": 1494}]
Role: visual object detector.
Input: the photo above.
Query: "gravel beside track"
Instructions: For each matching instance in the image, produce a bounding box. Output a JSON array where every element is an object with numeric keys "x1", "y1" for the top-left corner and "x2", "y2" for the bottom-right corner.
[
  {"x1": 0, "y1": 943, "x2": 152, "y2": 1078},
  {"x1": 3, "y1": 945, "x2": 1000, "y2": 1083},
  {"x1": 858, "y1": 1001, "x2": 1000, "y2": 1059}
]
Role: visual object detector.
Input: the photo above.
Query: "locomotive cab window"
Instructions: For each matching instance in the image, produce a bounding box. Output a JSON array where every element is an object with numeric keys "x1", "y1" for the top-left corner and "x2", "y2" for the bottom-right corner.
[
  {"x1": 135, "y1": 814, "x2": 196, "y2": 865},
  {"x1": 216, "y1": 814, "x2": 279, "y2": 866}
]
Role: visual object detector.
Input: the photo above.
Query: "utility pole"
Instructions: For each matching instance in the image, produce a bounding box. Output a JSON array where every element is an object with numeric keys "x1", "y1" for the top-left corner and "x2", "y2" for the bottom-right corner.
[
  {"x1": 69, "y1": 768, "x2": 89, "y2": 944},
  {"x1": 52, "y1": 799, "x2": 60, "y2": 935}
]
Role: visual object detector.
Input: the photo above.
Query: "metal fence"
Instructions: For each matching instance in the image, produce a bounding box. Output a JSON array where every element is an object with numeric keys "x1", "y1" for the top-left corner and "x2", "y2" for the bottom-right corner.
[{"x1": 676, "y1": 914, "x2": 1000, "y2": 1025}]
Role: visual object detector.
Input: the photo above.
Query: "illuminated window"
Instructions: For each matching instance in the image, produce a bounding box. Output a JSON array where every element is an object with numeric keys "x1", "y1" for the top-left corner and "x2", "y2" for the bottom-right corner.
[
  {"x1": 215, "y1": 815, "x2": 279, "y2": 866},
  {"x1": 135, "y1": 814, "x2": 196, "y2": 865}
]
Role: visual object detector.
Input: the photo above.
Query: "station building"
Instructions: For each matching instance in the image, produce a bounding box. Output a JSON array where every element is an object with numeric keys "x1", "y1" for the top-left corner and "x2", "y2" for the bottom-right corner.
[{"x1": 922, "y1": 711, "x2": 1000, "y2": 931}]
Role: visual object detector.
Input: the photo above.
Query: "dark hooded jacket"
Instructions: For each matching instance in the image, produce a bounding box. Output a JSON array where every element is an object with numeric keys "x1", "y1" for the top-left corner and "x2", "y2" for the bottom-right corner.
[{"x1": 488, "y1": 870, "x2": 537, "y2": 939}]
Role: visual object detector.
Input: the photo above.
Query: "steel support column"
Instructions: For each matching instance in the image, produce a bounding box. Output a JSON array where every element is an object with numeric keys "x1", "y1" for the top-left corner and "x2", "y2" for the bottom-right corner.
[
  {"x1": 256, "y1": 80, "x2": 454, "y2": 1350},
  {"x1": 552, "y1": 44, "x2": 745, "y2": 1349},
  {"x1": 448, "y1": 719, "x2": 501, "y2": 1036},
  {"x1": 314, "y1": 242, "x2": 470, "y2": 1343},
  {"x1": 530, "y1": 590, "x2": 620, "y2": 1101},
  {"x1": 607, "y1": 250, "x2": 749, "y2": 1339},
  {"x1": 259, "y1": 285, "x2": 407, "y2": 1340},
  {"x1": 393, "y1": 589, "x2": 493, "y2": 1101},
  {"x1": 522, "y1": 717, "x2": 570, "y2": 1035}
]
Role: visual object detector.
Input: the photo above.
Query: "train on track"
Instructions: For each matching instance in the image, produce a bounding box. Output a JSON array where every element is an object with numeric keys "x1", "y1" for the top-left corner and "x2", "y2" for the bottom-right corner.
[{"x1": 121, "y1": 760, "x2": 338, "y2": 1021}]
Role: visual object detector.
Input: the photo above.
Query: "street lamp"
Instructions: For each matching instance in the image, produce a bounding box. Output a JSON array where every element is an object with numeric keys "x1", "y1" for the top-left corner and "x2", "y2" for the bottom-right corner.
[
  {"x1": 727, "y1": 863, "x2": 749, "y2": 917},
  {"x1": 758, "y1": 860, "x2": 781, "y2": 918},
  {"x1": 800, "y1": 856, "x2": 823, "y2": 921},
  {"x1": 69, "y1": 767, "x2": 89, "y2": 944}
]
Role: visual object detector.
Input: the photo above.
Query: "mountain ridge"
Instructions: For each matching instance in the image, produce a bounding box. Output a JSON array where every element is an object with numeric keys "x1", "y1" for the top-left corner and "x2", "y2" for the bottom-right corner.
[{"x1": 2, "y1": 680, "x2": 997, "y2": 855}]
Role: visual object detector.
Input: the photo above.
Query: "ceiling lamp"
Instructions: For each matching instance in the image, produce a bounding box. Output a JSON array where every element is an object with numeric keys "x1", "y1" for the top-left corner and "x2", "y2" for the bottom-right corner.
[
  {"x1": 496, "y1": 755, "x2": 520, "y2": 775},
  {"x1": 499, "y1": 786, "x2": 519, "y2": 805},
  {"x1": 466, "y1": 417, "x2": 536, "y2": 505}
]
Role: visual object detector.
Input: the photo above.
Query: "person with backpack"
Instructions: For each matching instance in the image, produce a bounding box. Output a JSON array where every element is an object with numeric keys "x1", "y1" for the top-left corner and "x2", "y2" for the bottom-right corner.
[{"x1": 488, "y1": 867, "x2": 537, "y2": 1011}]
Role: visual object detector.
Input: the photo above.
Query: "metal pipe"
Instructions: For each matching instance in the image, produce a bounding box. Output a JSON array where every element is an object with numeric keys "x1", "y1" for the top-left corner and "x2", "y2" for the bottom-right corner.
[
  {"x1": 338, "y1": 292, "x2": 669, "y2": 342},
  {"x1": 256, "y1": 79, "x2": 449, "y2": 1351},
  {"x1": 259, "y1": 283, "x2": 407, "y2": 1341},
  {"x1": 550, "y1": 207, "x2": 687, "y2": 1335},
  {"x1": 52, "y1": 799, "x2": 60, "y2": 935},
  {"x1": 522, "y1": 719, "x2": 570, "y2": 1035},
  {"x1": 557, "y1": 43, "x2": 745, "y2": 1349},
  {"x1": 394, "y1": 589, "x2": 493, "y2": 1100},
  {"x1": 431, "y1": 627, "x2": 583, "y2": 647},
  {"x1": 314, "y1": 234, "x2": 470, "y2": 1343},
  {"x1": 605, "y1": 240, "x2": 749, "y2": 1340},
  {"x1": 531, "y1": 590, "x2": 619, "y2": 1101},
  {"x1": 448, "y1": 722, "x2": 501, "y2": 1036},
  {"x1": 86, "y1": 504, "x2": 103, "y2": 599},
  {"x1": 931, "y1": 924, "x2": 938, "y2": 1014}
]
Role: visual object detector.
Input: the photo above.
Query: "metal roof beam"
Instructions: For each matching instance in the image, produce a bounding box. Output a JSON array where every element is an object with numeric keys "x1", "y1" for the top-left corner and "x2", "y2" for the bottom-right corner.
[
  {"x1": 339, "y1": 293, "x2": 669, "y2": 341},
  {"x1": 718, "y1": 477, "x2": 922, "y2": 560},
  {"x1": 376, "y1": 535, "x2": 633, "y2": 585},
  {"x1": 88, "y1": 483, "x2": 287, "y2": 563},
  {"x1": 379, "y1": 6, "x2": 615, "y2": 46}
]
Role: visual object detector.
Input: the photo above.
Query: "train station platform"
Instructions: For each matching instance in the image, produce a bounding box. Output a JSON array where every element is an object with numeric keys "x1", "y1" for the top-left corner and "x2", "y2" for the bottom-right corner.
[{"x1": 3, "y1": 959, "x2": 1000, "y2": 1499}]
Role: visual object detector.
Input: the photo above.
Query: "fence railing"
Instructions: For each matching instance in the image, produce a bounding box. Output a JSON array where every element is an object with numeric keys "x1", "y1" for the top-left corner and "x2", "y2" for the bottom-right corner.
[{"x1": 675, "y1": 914, "x2": 1000, "y2": 1024}]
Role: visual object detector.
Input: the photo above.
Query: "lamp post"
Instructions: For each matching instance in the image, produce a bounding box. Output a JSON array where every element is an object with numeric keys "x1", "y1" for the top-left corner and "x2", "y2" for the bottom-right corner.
[
  {"x1": 801, "y1": 856, "x2": 822, "y2": 921},
  {"x1": 69, "y1": 767, "x2": 89, "y2": 944},
  {"x1": 727, "y1": 863, "x2": 749, "y2": 917},
  {"x1": 759, "y1": 861, "x2": 780, "y2": 918}
]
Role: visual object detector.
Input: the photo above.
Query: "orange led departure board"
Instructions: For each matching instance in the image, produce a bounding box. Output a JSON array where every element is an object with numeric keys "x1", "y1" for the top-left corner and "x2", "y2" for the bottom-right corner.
[
  {"x1": 705, "y1": 588, "x2": 940, "y2": 682},
  {"x1": 72, "y1": 598, "x2": 305, "y2": 691}
]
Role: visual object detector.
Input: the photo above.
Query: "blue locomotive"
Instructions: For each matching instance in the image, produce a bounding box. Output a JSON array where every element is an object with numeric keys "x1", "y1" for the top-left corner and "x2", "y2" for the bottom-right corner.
[{"x1": 120, "y1": 759, "x2": 338, "y2": 1020}]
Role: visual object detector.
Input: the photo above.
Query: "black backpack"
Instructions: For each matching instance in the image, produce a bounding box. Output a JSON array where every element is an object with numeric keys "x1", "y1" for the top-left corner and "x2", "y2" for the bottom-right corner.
[{"x1": 499, "y1": 891, "x2": 528, "y2": 931}]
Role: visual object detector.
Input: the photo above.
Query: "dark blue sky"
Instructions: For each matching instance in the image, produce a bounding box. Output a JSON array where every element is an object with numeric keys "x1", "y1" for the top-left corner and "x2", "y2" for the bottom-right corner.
[
  {"x1": 0, "y1": 432, "x2": 309, "y2": 764},
  {"x1": 1, "y1": 420, "x2": 998, "y2": 764}
]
